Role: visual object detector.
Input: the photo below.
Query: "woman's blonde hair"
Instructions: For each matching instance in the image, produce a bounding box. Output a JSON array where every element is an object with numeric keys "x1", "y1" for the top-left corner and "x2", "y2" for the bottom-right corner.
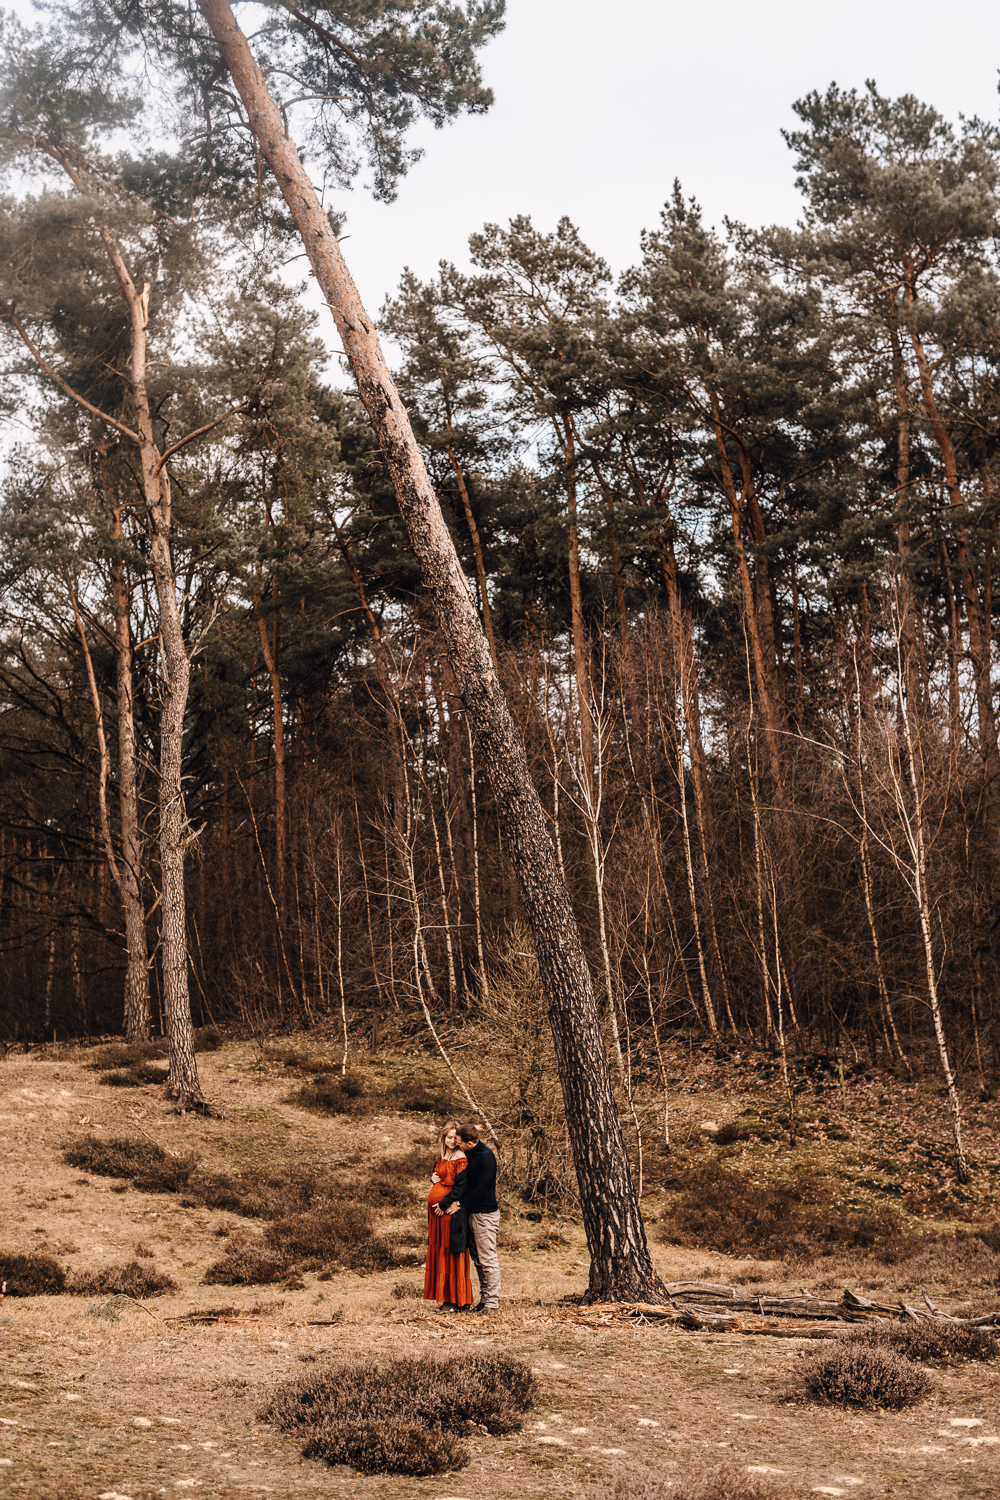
[{"x1": 437, "y1": 1119, "x2": 462, "y2": 1159}]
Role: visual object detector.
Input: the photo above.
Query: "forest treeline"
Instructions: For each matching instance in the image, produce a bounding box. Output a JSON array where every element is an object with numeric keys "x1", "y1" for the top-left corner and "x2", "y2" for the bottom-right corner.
[{"x1": 2, "y1": 50, "x2": 1000, "y2": 1135}]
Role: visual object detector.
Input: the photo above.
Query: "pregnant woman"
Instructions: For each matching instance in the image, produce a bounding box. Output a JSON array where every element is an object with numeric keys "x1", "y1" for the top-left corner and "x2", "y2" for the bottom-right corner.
[{"x1": 424, "y1": 1119, "x2": 473, "y2": 1312}]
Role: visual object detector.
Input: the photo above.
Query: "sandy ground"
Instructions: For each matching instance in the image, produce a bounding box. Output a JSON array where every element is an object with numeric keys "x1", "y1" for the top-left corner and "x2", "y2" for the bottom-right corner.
[{"x1": 2, "y1": 1042, "x2": 999, "y2": 1500}]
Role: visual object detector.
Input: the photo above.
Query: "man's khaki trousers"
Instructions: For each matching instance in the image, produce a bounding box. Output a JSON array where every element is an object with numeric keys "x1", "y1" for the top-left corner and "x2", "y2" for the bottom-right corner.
[{"x1": 468, "y1": 1210, "x2": 501, "y2": 1308}]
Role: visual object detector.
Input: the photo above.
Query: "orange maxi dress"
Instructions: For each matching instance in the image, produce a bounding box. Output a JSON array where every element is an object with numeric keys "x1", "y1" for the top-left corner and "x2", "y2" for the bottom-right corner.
[{"x1": 423, "y1": 1157, "x2": 473, "y2": 1307}]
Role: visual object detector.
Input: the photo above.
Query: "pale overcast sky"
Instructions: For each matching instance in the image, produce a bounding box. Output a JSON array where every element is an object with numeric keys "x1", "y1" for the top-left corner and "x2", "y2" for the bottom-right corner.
[
  {"x1": 334, "y1": 0, "x2": 1000, "y2": 318},
  {"x1": 7, "y1": 0, "x2": 1000, "y2": 336}
]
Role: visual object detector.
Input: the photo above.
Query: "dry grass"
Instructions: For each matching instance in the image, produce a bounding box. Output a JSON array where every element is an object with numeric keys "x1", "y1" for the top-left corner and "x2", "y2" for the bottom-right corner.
[
  {"x1": 803, "y1": 1339, "x2": 932, "y2": 1409},
  {"x1": 4, "y1": 1032, "x2": 1000, "y2": 1500},
  {"x1": 597, "y1": 1465, "x2": 793, "y2": 1499},
  {"x1": 260, "y1": 1350, "x2": 536, "y2": 1474}
]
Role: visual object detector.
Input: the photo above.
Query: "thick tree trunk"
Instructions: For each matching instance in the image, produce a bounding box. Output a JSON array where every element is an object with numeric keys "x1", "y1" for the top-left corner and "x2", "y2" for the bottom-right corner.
[{"x1": 196, "y1": 0, "x2": 661, "y2": 1299}]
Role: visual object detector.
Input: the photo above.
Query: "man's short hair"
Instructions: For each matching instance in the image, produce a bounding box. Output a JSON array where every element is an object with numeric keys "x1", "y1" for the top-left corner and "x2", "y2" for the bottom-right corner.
[{"x1": 458, "y1": 1122, "x2": 481, "y2": 1144}]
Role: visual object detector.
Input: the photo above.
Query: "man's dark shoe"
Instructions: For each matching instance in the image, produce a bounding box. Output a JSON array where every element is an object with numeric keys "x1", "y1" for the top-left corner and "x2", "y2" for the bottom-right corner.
[{"x1": 474, "y1": 1304, "x2": 496, "y2": 1316}]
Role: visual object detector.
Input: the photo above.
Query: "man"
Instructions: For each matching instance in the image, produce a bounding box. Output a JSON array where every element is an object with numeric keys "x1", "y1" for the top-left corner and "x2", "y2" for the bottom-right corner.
[{"x1": 433, "y1": 1122, "x2": 499, "y2": 1315}]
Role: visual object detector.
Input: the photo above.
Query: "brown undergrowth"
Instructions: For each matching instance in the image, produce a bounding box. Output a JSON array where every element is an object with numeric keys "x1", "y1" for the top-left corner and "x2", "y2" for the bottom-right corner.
[
  {"x1": 655, "y1": 1157, "x2": 1000, "y2": 1284},
  {"x1": 4, "y1": 1031, "x2": 1000, "y2": 1500},
  {"x1": 259, "y1": 1351, "x2": 537, "y2": 1475}
]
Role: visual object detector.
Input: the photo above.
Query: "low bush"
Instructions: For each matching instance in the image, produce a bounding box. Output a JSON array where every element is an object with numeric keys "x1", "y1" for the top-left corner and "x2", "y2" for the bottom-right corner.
[
  {"x1": 385, "y1": 1079, "x2": 455, "y2": 1114},
  {"x1": 714, "y1": 1118, "x2": 785, "y2": 1146},
  {"x1": 62, "y1": 1135, "x2": 196, "y2": 1194},
  {"x1": 286, "y1": 1074, "x2": 371, "y2": 1116},
  {"x1": 203, "y1": 1242, "x2": 290, "y2": 1286},
  {"x1": 98, "y1": 1061, "x2": 169, "y2": 1087},
  {"x1": 194, "y1": 1026, "x2": 223, "y2": 1052},
  {"x1": 266, "y1": 1203, "x2": 374, "y2": 1260},
  {"x1": 0, "y1": 1252, "x2": 66, "y2": 1295},
  {"x1": 803, "y1": 1340, "x2": 931, "y2": 1409},
  {"x1": 87, "y1": 1040, "x2": 166, "y2": 1070},
  {"x1": 267, "y1": 1047, "x2": 335, "y2": 1075},
  {"x1": 846, "y1": 1321, "x2": 999, "y2": 1366},
  {"x1": 355, "y1": 1163, "x2": 420, "y2": 1211},
  {"x1": 68, "y1": 1261, "x2": 178, "y2": 1298},
  {"x1": 260, "y1": 1351, "x2": 536, "y2": 1474},
  {"x1": 302, "y1": 1420, "x2": 468, "y2": 1475},
  {"x1": 345, "y1": 1236, "x2": 421, "y2": 1274},
  {"x1": 186, "y1": 1167, "x2": 327, "y2": 1220},
  {"x1": 658, "y1": 1161, "x2": 921, "y2": 1263}
]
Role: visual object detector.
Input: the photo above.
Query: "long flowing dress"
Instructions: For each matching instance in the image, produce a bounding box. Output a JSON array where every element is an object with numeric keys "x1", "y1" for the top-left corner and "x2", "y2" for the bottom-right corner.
[{"x1": 423, "y1": 1156, "x2": 473, "y2": 1307}]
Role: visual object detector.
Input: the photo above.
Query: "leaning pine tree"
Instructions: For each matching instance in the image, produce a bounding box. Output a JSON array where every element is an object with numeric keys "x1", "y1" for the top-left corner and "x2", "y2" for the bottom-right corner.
[{"x1": 72, "y1": 0, "x2": 664, "y2": 1301}]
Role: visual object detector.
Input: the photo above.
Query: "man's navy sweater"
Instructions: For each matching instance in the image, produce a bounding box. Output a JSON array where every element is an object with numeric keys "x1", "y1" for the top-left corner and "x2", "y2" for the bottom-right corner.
[{"x1": 438, "y1": 1140, "x2": 498, "y2": 1215}]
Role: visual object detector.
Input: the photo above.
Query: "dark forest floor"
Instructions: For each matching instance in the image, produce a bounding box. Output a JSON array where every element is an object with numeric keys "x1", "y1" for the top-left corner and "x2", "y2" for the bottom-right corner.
[{"x1": 2, "y1": 1027, "x2": 1000, "y2": 1499}]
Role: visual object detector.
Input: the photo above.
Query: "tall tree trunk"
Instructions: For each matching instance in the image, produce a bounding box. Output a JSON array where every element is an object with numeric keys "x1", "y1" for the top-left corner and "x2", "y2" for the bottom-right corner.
[
  {"x1": 105, "y1": 235, "x2": 200, "y2": 1101},
  {"x1": 197, "y1": 0, "x2": 661, "y2": 1299},
  {"x1": 443, "y1": 437, "x2": 497, "y2": 663},
  {"x1": 563, "y1": 417, "x2": 593, "y2": 780},
  {"x1": 68, "y1": 575, "x2": 150, "y2": 1040},
  {"x1": 97, "y1": 451, "x2": 153, "y2": 1041},
  {"x1": 906, "y1": 303, "x2": 999, "y2": 787},
  {"x1": 11, "y1": 139, "x2": 200, "y2": 1090},
  {"x1": 256, "y1": 581, "x2": 287, "y2": 921}
]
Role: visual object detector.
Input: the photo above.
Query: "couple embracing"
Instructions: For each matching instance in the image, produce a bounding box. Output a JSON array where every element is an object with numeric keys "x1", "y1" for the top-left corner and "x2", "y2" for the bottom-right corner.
[{"x1": 423, "y1": 1120, "x2": 500, "y2": 1316}]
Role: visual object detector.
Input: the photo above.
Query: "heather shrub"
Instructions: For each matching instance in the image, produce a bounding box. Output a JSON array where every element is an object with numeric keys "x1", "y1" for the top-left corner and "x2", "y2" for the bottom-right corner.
[
  {"x1": 385, "y1": 1079, "x2": 455, "y2": 1114},
  {"x1": 261, "y1": 1351, "x2": 536, "y2": 1474},
  {"x1": 287, "y1": 1074, "x2": 371, "y2": 1115},
  {"x1": 98, "y1": 1060, "x2": 169, "y2": 1087},
  {"x1": 344, "y1": 1235, "x2": 420, "y2": 1274},
  {"x1": 267, "y1": 1047, "x2": 336, "y2": 1075},
  {"x1": 203, "y1": 1242, "x2": 289, "y2": 1286},
  {"x1": 658, "y1": 1161, "x2": 919, "y2": 1262},
  {"x1": 302, "y1": 1421, "x2": 468, "y2": 1475},
  {"x1": 190, "y1": 1166, "x2": 333, "y2": 1220},
  {"x1": 87, "y1": 1040, "x2": 166, "y2": 1070},
  {"x1": 265, "y1": 1202, "x2": 373, "y2": 1260},
  {"x1": 355, "y1": 1165, "x2": 419, "y2": 1210},
  {"x1": 804, "y1": 1340, "x2": 931, "y2": 1408},
  {"x1": 0, "y1": 1252, "x2": 66, "y2": 1295},
  {"x1": 69, "y1": 1260, "x2": 177, "y2": 1298},
  {"x1": 62, "y1": 1135, "x2": 196, "y2": 1194},
  {"x1": 974, "y1": 1221, "x2": 1000, "y2": 1251},
  {"x1": 846, "y1": 1321, "x2": 998, "y2": 1366}
]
